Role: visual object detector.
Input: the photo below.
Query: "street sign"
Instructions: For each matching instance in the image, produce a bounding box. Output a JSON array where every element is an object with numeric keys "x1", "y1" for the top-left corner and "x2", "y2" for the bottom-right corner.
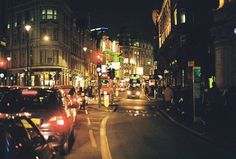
[
  {"x1": 188, "y1": 61, "x2": 194, "y2": 67},
  {"x1": 104, "y1": 94, "x2": 109, "y2": 107}
]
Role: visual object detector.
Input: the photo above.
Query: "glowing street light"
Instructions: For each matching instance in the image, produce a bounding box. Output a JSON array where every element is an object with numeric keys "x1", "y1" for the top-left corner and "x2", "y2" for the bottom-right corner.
[
  {"x1": 25, "y1": 24, "x2": 32, "y2": 32},
  {"x1": 6, "y1": 57, "x2": 11, "y2": 62},
  {"x1": 43, "y1": 35, "x2": 50, "y2": 41},
  {"x1": 83, "y1": 47, "x2": 88, "y2": 52}
]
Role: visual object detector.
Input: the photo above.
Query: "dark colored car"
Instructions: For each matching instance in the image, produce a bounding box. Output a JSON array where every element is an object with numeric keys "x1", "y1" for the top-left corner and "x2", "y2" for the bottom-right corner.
[
  {"x1": 0, "y1": 87, "x2": 76, "y2": 155},
  {"x1": 127, "y1": 86, "x2": 142, "y2": 98},
  {"x1": 0, "y1": 114, "x2": 55, "y2": 159}
]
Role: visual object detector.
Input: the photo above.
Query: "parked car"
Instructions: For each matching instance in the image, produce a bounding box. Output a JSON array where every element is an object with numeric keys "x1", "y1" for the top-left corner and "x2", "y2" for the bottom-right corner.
[
  {"x1": 0, "y1": 114, "x2": 56, "y2": 159},
  {"x1": 127, "y1": 86, "x2": 142, "y2": 99},
  {"x1": 0, "y1": 87, "x2": 76, "y2": 155}
]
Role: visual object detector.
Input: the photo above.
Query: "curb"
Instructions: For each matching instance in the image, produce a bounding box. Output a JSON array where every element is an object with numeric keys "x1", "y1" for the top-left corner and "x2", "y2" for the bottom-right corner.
[
  {"x1": 158, "y1": 109, "x2": 205, "y2": 136},
  {"x1": 146, "y1": 95, "x2": 205, "y2": 136}
]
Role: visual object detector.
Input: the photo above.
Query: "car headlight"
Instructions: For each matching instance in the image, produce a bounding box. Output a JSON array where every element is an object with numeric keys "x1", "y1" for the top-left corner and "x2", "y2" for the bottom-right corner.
[
  {"x1": 127, "y1": 91, "x2": 131, "y2": 95},
  {"x1": 136, "y1": 91, "x2": 140, "y2": 95}
]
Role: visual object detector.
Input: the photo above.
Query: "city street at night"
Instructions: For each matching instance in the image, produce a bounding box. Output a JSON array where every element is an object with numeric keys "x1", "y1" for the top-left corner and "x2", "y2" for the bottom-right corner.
[
  {"x1": 62, "y1": 92, "x2": 235, "y2": 159},
  {"x1": 1, "y1": 0, "x2": 236, "y2": 159}
]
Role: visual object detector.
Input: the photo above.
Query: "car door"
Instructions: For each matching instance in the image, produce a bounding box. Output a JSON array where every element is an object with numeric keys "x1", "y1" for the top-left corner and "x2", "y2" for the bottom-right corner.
[{"x1": 20, "y1": 118, "x2": 55, "y2": 159}]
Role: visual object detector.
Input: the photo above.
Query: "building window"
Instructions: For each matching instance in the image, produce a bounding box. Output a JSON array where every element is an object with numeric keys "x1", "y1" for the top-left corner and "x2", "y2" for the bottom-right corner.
[
  {"x1": 174, "y1": 9, "x2": 178, "y2": 25},
  {"x1": 41, "y1": 9, "x2": 57, "y2": 20},
  {"x1": 30, "y1": 10, "x2": 34, "y2": 21},
  {"x1": 180, "y1": 10, "x2": 186, "y2": 24},
  {"x1": 22, "y1": 16, "x2": 25, "y2": 25},
  {"x1": 53, "y1": 50, "x2": 59, "y2": 64},
  {"x1": 180, "y1": 35, "x2": 186, "y2": 47},
  {"x1": 52, "y1": 28, "x2": 58, "y2": 41},
  {"x1": 7, "y1": 24, "x2": 10, "y2": 29},
  {"x1": 47, "y1": 10, "x2": 53, "y2": 19},
  {"x1": 40, "y1": 49, "x2": 47, "y2": 65},
  {"x1": 54, "y1": 10, "x2": 57, "y2": 20},
  {"x1": 42, "y1": 10, "x2": 46, "y2": 19}
]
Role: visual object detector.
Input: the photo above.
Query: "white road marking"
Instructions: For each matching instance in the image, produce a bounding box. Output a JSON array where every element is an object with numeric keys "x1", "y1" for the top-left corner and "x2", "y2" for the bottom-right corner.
[
  {"x1": 100, "y1": 115, "x2": 112, "y2": 159},
  {"x1": 87, "y1": 117, "x2": 91, "y2": 126},
  {"x1": 89, "y1": 129, "x2": 97, "y2": 148},
  {"x1": 85, "y1": 110, "x2": 89, "y2": 115}
]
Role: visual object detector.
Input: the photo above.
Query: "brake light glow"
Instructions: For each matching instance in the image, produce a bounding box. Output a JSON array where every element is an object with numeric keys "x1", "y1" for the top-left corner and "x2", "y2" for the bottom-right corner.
[
  {"x1": 22, "y1": 90, "x2": 38, "y2": 95},
  {"x1": 57, "y1": 119, "x2": 65, "y2": 126},
  {"x1": 49, "y1": 115, "x2": 65, "y2": 126}
]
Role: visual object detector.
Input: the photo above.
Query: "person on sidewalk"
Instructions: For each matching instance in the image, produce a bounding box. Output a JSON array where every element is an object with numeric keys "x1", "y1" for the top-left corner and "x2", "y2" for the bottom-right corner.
[
  {"x1": 164, "y1": 85, "x2": 174, "y2": 110},
  {"x1": 207, "y1": 82, "x2": 223, "y2": 127}
]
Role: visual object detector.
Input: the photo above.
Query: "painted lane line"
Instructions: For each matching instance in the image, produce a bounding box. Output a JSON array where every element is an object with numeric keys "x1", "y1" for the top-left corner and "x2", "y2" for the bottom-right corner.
[
  {"x1": 87, "y1": 117, "x2": 91, "y2": 126},
  {"x1": 100, "y1": 115, "x2": 112, "y2": 159},
  {"x1": 85, "y1": 110, "x2": 89, "y2": 115},
  {"x1": 89, "y1": 129, "x2": 97, "y2": 148}
]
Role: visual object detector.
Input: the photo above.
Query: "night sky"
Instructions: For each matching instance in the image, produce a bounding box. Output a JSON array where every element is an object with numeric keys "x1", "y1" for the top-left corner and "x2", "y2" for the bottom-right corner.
[{"x1": 72, "y1": 0, "x2": 162, "y2": 42}]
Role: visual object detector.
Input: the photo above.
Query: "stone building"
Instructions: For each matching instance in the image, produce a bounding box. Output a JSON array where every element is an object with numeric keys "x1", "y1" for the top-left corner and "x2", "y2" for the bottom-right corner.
[
  {"x1": 155, "y1": 0, "x2": 214, "y2": 87},
  {"x1": 5, "y1": 0, "x2": 85, "y2": 86},
  {"x1": 117, "y1": 32, "x2": 154, "y2": 80},
  {"x1": 211, "y1": 0, "x2": 236, "y2": 89}
]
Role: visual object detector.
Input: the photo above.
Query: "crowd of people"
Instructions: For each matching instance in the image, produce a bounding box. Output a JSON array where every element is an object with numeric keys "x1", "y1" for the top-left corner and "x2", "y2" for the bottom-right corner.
[{"x1": 146, "y1": 82, "x2": 236, "y2": 126}]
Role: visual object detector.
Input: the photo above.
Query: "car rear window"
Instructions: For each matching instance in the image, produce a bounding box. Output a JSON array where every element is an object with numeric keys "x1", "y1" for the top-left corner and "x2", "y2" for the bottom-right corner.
[{"x1": 0, "y1": 89, "x2": 60, "y2": 113}]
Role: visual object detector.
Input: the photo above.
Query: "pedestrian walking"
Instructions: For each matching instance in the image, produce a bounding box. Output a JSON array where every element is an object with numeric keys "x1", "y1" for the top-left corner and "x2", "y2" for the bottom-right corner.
[{"x1": 164, "y1": 85, "x2": 174, "y2": 110}]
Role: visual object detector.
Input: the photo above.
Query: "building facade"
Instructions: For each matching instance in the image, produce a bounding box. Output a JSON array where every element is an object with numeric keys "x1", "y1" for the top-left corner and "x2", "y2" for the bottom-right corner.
[
  {"x1": 155, "y1": 0, "x2": 214, "y2": 87},
  {"x1": 211, "y1": 0, "x2": 236, "y2": 89},
  {"x1": 117, "y1": 32, "x2": 154, "y2": 80},
  {"x1": 5, "y1": 0, "x2": 80, "y2": 86}
]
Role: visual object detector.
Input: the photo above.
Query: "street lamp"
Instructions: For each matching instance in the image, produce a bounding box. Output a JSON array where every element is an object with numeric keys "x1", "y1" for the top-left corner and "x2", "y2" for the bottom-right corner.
[
  {"x1": 25, "y1": 24, "x2": 32, "y2": 32},
  {"x1": 83, "y1": 47, "x2": 88, "y2": 52},
  {"x1": 43, "y1": 35, "x2": 50, "y2": 42},
  {"x1": 25, "y1": 24, "x2": 32, "y2": 86}
]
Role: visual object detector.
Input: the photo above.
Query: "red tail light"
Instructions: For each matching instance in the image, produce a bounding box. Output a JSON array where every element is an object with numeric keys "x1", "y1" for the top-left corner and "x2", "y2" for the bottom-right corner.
[{"x1": 49, "y1": 115, "x2": 65, "y2": 126}]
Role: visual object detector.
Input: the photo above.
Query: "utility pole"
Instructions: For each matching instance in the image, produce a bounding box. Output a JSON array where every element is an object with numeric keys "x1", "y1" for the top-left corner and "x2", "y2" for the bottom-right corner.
[{"x1": 98, "y1": 73, "x2": 101, "y2": 108}]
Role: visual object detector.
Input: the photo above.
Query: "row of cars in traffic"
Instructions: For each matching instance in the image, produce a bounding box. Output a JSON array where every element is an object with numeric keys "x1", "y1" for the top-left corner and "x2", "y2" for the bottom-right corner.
[{"x1": 0, "y1": 85, "x2": 87, "y2": 159}]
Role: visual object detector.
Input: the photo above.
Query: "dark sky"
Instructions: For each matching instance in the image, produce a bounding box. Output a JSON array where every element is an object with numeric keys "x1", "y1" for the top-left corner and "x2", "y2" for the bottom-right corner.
[{"x1": 72, "y1": 0, "x2": 162, "y2": 42}]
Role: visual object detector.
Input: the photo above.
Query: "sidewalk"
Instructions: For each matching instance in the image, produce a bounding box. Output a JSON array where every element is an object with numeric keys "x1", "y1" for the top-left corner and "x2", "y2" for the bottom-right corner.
[{"x1": 147, "y1": 95, "x2": 236, "y2": 155}]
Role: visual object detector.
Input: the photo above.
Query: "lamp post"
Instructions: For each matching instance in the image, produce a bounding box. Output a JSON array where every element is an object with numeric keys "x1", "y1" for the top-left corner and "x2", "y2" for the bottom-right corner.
[
  {"x1": 25, "y1": 24, "x2": 31, "y2": 86},
  {"x1": 6, "y1": 57, "x2": 11, "y2": 85}
]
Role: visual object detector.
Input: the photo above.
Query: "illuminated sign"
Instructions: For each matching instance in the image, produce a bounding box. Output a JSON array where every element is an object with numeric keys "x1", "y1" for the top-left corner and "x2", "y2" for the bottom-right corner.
[
  {"x1": 111, "y1": 62, "x2": 120, "y2": 70},
  {"x1": 136, "y1": 67, "x2": 143, "y2": 75},
  {"x1": 101, "y1": 65, "x2": 107, "y2": 73}
]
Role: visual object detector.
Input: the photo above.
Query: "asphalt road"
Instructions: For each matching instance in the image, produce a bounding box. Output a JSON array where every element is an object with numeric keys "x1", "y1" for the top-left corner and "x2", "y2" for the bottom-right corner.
[{"x1": 61, "y1": 91, "x2": 235, "y2": 159}]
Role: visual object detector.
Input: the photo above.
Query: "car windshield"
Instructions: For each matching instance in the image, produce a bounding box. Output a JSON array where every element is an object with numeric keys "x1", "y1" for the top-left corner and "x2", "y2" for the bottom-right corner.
[{"x1": 0, "y1": 89, "x2": 59, "y2": 113}]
